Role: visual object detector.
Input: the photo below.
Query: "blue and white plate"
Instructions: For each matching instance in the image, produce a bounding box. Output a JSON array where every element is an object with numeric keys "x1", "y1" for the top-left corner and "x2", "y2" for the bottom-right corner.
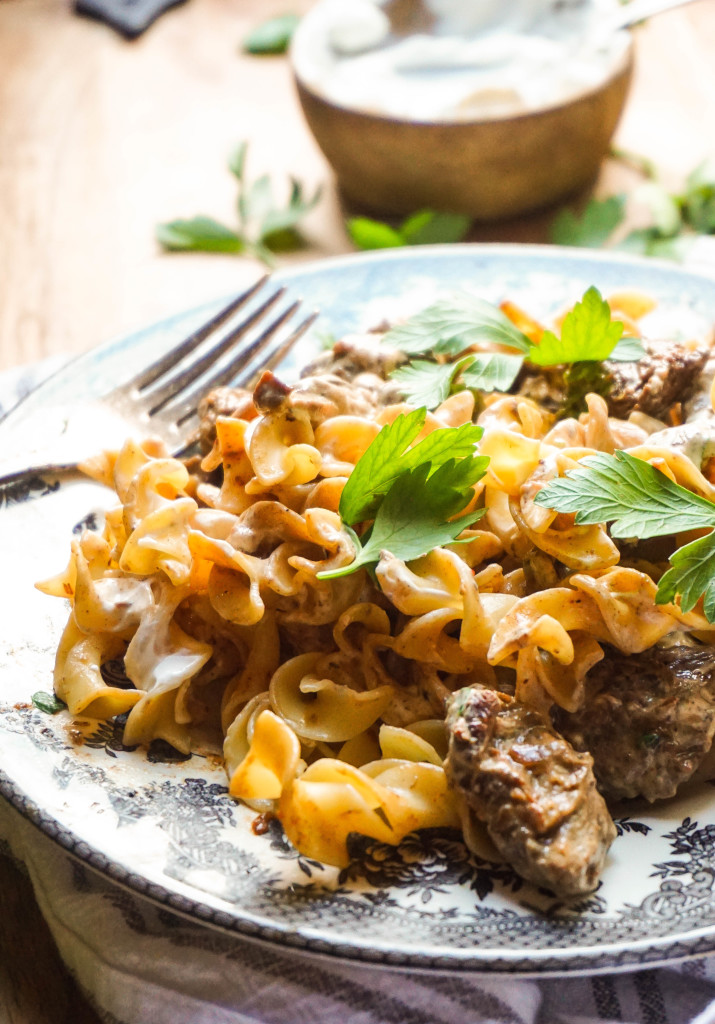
[{"x1": 3, "y1": 244, "x2": 715, "y2": 976}]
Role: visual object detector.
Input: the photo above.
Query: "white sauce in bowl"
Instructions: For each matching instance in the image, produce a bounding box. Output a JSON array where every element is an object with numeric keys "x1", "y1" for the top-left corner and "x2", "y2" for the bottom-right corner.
[{"x1": 292, "y1": 0, "x2": 632, "y2": 121}]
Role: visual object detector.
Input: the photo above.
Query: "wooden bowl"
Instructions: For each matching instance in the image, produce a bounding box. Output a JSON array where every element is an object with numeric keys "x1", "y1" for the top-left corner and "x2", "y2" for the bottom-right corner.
[{"x1": 293, "y1": 39, "x2": 634, "y2": 222}]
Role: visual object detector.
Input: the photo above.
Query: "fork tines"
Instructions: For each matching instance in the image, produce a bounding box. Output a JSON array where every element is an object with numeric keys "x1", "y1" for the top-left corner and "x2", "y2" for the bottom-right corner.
[{"x1": 121, "y1": 275, "x2": 317, "y2": 435}]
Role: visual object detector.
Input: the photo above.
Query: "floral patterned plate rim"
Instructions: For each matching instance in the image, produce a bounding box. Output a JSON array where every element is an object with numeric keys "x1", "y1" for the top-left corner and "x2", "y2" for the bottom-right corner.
[{"x1": 4, "y1": 244, "x2": 715, "y2": 976}]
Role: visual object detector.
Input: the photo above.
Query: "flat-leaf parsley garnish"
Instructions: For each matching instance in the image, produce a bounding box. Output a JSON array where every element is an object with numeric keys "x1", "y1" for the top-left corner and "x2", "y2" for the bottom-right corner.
[
  {"x1": 318, "y1": 409, "x2": 488, "y2": 580},
  {"x1": 337, "y1": 407, "x2": 486, "y2": 525},
  {"x1": 382, "y1": 294, "x2": 532, "y2": 359},
  {"x1": 535, "y1": 449, "x2": 715, "y2": 619},
  {"x1": 382, "y1": 286, "x2": 645, "y2": 410},
  {"x1": 527, "y1": 286, "x2": 635, "y2": 366}
]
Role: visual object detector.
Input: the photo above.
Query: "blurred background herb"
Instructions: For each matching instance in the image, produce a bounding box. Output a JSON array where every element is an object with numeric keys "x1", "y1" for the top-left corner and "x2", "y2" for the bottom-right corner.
[
  {"x1": 156, "y1": 141, "x2": 321, "y2": 266},
  {"x1": 242, "y1": 13, "x2": 300, "y2": 55},
  {"x1": 347, "y1": 210, "x2": 472, "y2": 250},
  {"x1": 550, "y1": 156, "x2": 715, "y2": 259}
]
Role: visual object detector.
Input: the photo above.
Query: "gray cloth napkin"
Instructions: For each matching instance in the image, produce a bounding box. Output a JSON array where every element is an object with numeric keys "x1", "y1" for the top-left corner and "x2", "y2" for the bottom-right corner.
[{"x1": 2, "y1": 798, "x2": 715, "y2": 1024}]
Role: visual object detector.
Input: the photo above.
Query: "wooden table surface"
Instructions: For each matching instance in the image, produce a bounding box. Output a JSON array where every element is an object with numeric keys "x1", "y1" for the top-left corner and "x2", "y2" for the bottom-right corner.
[{"x1": 2, "y1": 0, "x2": 715, "y2": 1019}]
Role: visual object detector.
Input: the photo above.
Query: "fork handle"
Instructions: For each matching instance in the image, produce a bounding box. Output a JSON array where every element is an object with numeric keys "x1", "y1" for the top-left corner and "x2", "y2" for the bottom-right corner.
[
  {"x1": 0, "y1": 452, "x2": 80, "y2": 490},
  {"x1": 0, "y1": 404, "x2": 125, "y2": 491}
]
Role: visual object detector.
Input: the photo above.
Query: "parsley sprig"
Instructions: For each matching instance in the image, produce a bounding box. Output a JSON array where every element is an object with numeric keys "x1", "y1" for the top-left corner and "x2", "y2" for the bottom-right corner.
[
  {"x1": 318, "y1": 408, "x2": 487, "y2": 579},
  {"x1": 156, "y1": 142, "x2": 321, "y2": 266},
  {"x1": 347, "y1": 210, "x2": 472, "y2": 250},
  {"x1": 382, "y1": 287, "x2": 644, "y2": 410},
  {"x1": 551, "y1": 156, "x2": 715, "y2": 259},
  {"x1": 551, "y1": 195, "x2": 627, "y2": 248},
  {"x1": 535, "y1": 450, "x2": 715, "y2": 620},
  {"x1": 383, "y1": 294, "x2": 531, "y2": 359}
]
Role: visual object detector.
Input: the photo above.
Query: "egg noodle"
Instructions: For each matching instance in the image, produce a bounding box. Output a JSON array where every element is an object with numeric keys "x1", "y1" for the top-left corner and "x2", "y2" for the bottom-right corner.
[{"x1": 37, "y1": 290, "x2": 715, "y2": 870}]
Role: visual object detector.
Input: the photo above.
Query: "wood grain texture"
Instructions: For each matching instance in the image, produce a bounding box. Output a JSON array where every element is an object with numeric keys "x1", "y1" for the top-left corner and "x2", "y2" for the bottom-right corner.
[
  {"x1": 1, "y1": 1, "x2": 715, "y2": 374},
  {"x1": 0, "y1": 854, "x2": 101, "y2": 1024},
  {"x1": 1, "y1": 1, "x2": 715, "y2": 1021}
]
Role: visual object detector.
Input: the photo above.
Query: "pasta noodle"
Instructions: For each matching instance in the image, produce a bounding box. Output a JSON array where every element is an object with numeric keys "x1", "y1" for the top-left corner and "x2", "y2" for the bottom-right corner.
[{"x1": 38, "y1": 285, "x2": 715, "y2": 883}]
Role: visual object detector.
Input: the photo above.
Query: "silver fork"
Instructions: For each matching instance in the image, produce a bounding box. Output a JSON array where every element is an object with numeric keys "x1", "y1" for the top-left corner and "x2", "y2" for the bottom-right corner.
[{"x1": 0, "y1": 275, "x2": 317, "y2": 488}]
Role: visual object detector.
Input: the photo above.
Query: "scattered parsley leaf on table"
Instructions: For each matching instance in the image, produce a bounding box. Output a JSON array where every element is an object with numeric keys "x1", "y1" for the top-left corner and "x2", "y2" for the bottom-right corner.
[
  {"x1": 550, "y1": 157, "x2": 715, "y2": 260},
  {"x1": 634, "y1": 181, "x2": 682, "y2": 237},
  {"x1": 157, "y1": 142, "x2": 321, "y2": 266},
  {"x1": 618, "y1": 229, "x2": 694, "y2": 261},
  {"x1": 242, "y1": 14, "x2": 300, "y2": 55},
  {"x1": 398, "y1": 211, "x2": 472, "y2": 246},
  {"x1": 681, "y1": 159, "x2": 715, "y2": 233},
  {"x1": 534, "y1": 449, "x2": 715, "y2": 619},
  {"x1": 155, "y1": 216, "x2": 244, "y2": 254},
  {"x1": 347, "y1": 209, "x2": 471, "y2": 251},
  {"x1": 550, "y1": 195, "x2": 627, "y2": 248},
  {"x1": 347, "y1": 218, "x2": 405, "y2": 250}
]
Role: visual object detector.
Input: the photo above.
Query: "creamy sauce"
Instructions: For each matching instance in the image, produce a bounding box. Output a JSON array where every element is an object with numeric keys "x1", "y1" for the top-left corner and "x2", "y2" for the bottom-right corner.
[{"x1": 292, "y1": 0, "x2": 632, "y2": 121}]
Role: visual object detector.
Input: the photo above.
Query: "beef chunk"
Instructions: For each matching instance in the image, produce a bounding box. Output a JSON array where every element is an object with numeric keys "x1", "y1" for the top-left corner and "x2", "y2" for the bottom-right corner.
[
  {"x1": 554, "y1": 643, "x2": 715, "y2": 803},
  {"x1": 300, "y1": 335, "x2": 405, "y2": 383},
  {"x1": 253, "y1": 371, "x2": 292, "y2": 413},
  {"x1": 604, "y1": 338, "x2": 709, "y2": 420},
  {"x1": 445, "y1": 687, "x2": 615, "y2": 895},
  {"x1": 294, "y1": 335, "x2": 406, "y2": 423},
  {"x1": 514, "y1": 338, "x2": 709, "y2": 421}
]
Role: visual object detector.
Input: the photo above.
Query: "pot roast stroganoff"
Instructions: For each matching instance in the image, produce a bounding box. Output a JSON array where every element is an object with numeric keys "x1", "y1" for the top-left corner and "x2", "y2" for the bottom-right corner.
[{"x1": 38, "y1": 284, "x2": 715, "y2": 897}]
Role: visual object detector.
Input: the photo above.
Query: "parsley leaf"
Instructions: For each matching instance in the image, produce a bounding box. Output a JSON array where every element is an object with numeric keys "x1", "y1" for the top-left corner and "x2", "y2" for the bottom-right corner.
[
  {"x1": 338, "y1": 409, "x2": 485, "y2": 525},
  {"x1": 32, "y1": 691, "x2": 67, "y2": 715},
  {"x1": 319, "y1": 460, "x2": 487, "y2": 579},
  {"x1": 535, "y1": 449, "x2": 715, "y2": 620},
  {"x1": 389, "y1": 358, "x2": 464, "y2": 409},
  {"x1": 657, "y1": 530, "x2": 715, "y2": 617},
  {"x1": 609, "y1": 335, "x2": 648, "y2": 361},
  {"x1": 550, "y1": 195, "x2": 627, "y2": 248},
  {"x1": 398, "y1": 211, "x2": 472, "y2": 245},
  {"x1": 549, "y1": 157, "x2": 715, "y2": 261},
  {"x1": 347, "y1": 218, "x2": 404, "y2": 250},
  {"x1": 382, "y1": 294, "x2": 531, "y2": 358},
  {"x1": 527, "y1": 286, "x2": 632, "y2": 366},
  {"x1": 460, "y1": 352, "x2": 525, "y2": 393},
  {"x1": 347, "y1": 209, "x2": 471, "y2": 251},
  {"x1": 242, "y1": 14, "x2": 300, "y2": 55},
  {"x1": 157, "y1": 142, "x2": 321, "y2": 266},
  {"x1": 618, "y1": 229, "x2": 694, "y2": 261},
  {"x1": 391, "y1": 352, "x2": 524, "y2": 409},
  {"x1": 682, "y1": 159, "x2": 715, "y2": 234},
  {"x1": 155, "y1": 216, "x2": 245, "y2": 254},
  {"x1": 383, "y1": 288, "x2": 641, "y2": 412},
  {"x1": 634, "y1": 181, "x2": 682, "y2": 237},
  {"x1": 256, "y1": 177, "x2": 322, "y2": 247},
  {"x1": 534, "y1": 450, "x2": 715, "y2": 538},
  {"x1": 338, "y1": 408, "x2": 425, "y2": 524}
]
